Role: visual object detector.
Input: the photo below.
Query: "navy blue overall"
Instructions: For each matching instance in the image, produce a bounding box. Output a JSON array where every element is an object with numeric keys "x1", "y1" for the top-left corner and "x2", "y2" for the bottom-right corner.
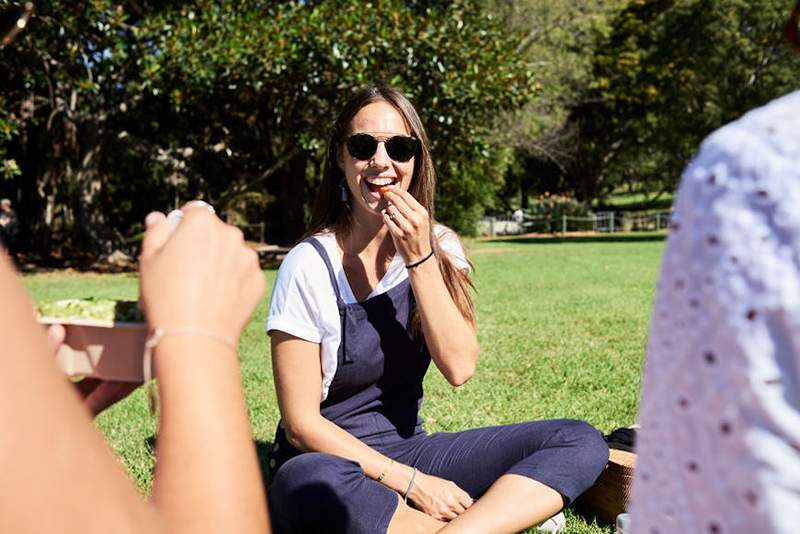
[{"x1": 268, "y1": 237, "x2": 608, "y2": 534}]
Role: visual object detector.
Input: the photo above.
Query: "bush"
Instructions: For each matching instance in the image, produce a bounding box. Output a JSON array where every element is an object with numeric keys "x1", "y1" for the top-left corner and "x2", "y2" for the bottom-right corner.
[{"x1": 524, "y1": 192, "x2": 589, "y2": 233}]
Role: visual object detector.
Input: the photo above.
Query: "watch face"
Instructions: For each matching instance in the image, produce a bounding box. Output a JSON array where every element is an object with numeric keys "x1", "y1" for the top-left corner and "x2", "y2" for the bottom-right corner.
[{"x1": 1, "y1": 2, "x2": 33, "y2": 48}]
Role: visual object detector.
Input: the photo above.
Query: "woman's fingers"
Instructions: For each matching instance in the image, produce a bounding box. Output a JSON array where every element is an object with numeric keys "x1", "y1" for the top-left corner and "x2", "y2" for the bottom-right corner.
[
  {"x1": 139, "y1": 211, "x2": 169, "y2": 259},
  {"x1": 447, "y1": 483, "x2": 472, "y2": 516},
  {"x1": 45, "y1": 324, "x2": 66, "y2": 351},
  {"x1": 383, "y1": 189, "x2": 426, "y2": 226},
  {"x1": 381, "y1": 190, "x2": 431, "y2": 264},
  {"x1": 449, "y1": 500, "x2": 466, "y2": 516},
  {"x1": 139, "y1": 204, "x2": 264, "y2": 341},
  {"x1": 385, "y1": 187, "x2": 425, "y2": 213},
  {"x1": 383, "y1": 206, "x2": 414, "y2": 237},
  {"x1": 457, "y1": 490, "x2": 474, "y2": 513}
]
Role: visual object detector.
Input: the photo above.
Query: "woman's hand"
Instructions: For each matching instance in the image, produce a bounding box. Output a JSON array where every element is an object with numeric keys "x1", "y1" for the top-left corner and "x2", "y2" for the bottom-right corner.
[
  {"x1": 381, "y1": 188, "x2": 432, "y2": 266},
  {"x1": 138, "y1": 205, "x2": 265, "y2": 344},
  {"x1": 407, "y1": 471, "x2": 473, "y2": 521}
]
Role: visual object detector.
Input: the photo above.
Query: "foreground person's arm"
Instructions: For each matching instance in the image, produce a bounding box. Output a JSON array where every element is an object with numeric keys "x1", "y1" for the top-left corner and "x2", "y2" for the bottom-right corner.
[
  {"x1": 142, "y1": 208, "x2": 268, "y2": 533},
  {"x1": 0, "y1": 207, "x2": 269, "y2": 534}
]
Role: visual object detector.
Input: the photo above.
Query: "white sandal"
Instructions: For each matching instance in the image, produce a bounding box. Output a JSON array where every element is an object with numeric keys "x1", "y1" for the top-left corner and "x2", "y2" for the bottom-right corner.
[{"x1": 536, "y1": 511, "x2": 566, "y2": 533}]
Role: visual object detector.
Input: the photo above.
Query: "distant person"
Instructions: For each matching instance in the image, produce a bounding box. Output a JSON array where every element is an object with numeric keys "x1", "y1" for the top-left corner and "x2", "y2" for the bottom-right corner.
[
  {"x1": 265, "y1": 86, "x2": 608, "y2": 534},
  {"x1": 512, "y1": 207, "x2": 525, "y2": 233},
  {"x1": 0, "y1": 198, "x2": 18, "y2": 255},
  {"x1": 0, "y1": 205, "x2": 271, "y2": 534},
  {"x1": 630, "y1": 3, "x2": 800, "y2": 533}
]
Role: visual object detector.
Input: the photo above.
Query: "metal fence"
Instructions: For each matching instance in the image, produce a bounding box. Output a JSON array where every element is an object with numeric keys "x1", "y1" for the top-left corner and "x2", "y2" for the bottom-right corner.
[{"x1": 477, "y1": 211, "x2": 672, "y2": 237}]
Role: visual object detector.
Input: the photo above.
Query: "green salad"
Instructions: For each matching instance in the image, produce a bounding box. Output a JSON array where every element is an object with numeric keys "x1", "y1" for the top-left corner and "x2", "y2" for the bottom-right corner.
[{"x1": 36, "y1": 298, "x2": 145, "y2": 323}]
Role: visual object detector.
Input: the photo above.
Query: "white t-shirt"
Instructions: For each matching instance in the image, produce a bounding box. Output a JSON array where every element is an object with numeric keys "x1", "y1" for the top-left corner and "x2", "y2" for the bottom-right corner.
[
  {"x1": 266, "y1": 224, "x2": 470, "y2": 402},
  {"x1": 630, "y1": 91, "x2": 800, "y2": 533}
]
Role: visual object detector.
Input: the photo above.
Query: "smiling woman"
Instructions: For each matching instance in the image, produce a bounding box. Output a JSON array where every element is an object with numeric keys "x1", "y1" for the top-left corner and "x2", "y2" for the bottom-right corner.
[{"x1": 264, "y1": 86, "x2": 609, "y2": 534}]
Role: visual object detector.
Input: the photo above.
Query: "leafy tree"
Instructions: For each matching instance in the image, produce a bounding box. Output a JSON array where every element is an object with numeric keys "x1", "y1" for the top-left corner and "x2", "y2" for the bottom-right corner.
[
  {"x1": 490, "y1": 0, "x2": 625, "y2": 210},
  {"x1": 0, "y1": 0, "x2": 537, "y2": 260},
  {"x1": 134, "y1": 0, "x2": 537, "y2": 241},
  {"x1": 0, "y1": 0, "x2": 159, "y2": 257},
  {"x1": 567, "y1": 0, "x2": 800, "y2": 202}
]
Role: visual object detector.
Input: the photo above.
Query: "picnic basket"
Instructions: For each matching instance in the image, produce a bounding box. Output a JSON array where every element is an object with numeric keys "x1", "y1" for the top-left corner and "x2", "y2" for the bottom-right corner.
[{"x1": 575, "y1": 448, "x2": 636, "y2": 524}]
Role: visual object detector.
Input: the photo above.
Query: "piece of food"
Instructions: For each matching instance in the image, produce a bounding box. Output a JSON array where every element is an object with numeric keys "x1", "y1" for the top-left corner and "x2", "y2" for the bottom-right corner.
[
  {"x1": 36, "y1": 298, "x2": 145, "y2": 324},
  {"x1": 378, "y1": 185, "x2": 391, "y2": 195}
]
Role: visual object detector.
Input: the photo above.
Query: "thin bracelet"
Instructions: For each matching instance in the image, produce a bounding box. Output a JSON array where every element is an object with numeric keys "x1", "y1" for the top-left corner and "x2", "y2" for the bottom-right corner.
[
  {"x1": 143, "y1": 327, "x2": 237, "y2": 413},
  {"x1": 377, "y1": 459, "x2": 395, "y2": 483},
  {"x1": 403, "y1": 467, "x2": 418, "y2": 503},
  {"x1": 405, "y1": 250, "x2": 434, "y2": 269}
]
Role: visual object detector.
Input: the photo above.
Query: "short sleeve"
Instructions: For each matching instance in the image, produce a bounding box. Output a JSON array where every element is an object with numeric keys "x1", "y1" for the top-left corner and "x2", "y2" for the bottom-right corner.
[
  {"x1": 435, "y1": 224, "x2": 471, "y2": 272},
  {"x1": 266, "y1": 242, "x2": 329, "y2": 343}
]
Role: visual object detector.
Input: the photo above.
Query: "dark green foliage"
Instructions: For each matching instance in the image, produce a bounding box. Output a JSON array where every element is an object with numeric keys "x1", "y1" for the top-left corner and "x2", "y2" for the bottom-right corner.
[
  {"x1": 567, "y1": 0, "x2": 800, "y2": 202},
  {"x1": 523, "y1": 192, "x2": 589, "y2": 233},
  {"x1": 0, "y1": 0, "x2": 537, "y2": 257}
]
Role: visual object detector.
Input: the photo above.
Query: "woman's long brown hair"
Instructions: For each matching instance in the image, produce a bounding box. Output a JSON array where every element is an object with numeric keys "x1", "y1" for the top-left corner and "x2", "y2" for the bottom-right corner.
[{"x1": 304, "y1": 86, "x2": 476, "y2": 329}]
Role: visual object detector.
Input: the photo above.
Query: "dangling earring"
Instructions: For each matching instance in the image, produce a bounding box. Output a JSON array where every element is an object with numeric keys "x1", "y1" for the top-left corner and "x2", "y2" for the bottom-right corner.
[{"x1": 340, "y1": 180, "x2": 348, "y2": 202}]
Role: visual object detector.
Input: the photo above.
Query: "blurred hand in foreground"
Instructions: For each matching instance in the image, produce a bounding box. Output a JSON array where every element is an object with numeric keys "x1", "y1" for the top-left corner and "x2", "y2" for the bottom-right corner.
[
  {"x1": 138, "y1": 204, "x2": 265, "y2": 345},
  {"x1": 45, "y1": 323, "x2": 140, "y2": 418}
]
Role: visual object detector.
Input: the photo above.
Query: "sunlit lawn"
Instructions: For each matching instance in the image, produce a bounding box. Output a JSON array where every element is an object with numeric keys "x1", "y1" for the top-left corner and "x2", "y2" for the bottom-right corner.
[{"x1": 24, "y1": 232, "x2": 666, "y2": 534}]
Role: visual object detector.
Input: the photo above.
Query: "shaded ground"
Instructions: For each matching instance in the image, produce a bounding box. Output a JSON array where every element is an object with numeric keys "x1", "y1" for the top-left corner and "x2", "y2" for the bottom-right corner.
[{"x1": 478, "y1": 230, "x2": 668, "y2": 246}]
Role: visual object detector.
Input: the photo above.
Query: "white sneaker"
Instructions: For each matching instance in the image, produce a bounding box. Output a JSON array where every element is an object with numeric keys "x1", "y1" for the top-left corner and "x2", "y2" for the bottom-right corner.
[{"x1": 536, "y1": 511, "x2": 566, "y2": 533}]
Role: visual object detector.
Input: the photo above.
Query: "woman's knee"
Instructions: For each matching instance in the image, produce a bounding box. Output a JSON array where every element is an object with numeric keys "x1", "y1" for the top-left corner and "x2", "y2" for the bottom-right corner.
[
  {"x1": 555, "y1": 419, "x2": 609, "y2": 473},
  {"x1": 269, "y1": 453, "x2": 361, "y2": 530},
  {"x1": 271, "y1": 452, "x2": 359, "y2": 499}
]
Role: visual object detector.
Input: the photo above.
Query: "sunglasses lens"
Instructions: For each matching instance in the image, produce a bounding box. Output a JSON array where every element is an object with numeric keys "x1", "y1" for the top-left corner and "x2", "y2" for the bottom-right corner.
[
  {"x1": 386, "y1": 136, "x2": 419, "y2": 162},
  {"x1": 347, "y1": 134, "x2": 377, "y2": 160}
]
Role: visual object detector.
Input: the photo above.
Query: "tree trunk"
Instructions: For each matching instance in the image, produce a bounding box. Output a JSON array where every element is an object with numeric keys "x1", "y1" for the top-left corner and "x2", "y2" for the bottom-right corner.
[{"x1": 73, "y1": 139, "x2": 126, "y2": 259}]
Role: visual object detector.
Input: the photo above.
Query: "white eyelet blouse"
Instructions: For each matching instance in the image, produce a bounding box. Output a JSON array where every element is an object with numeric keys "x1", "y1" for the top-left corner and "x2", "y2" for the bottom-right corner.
[{"x1": 631, "y1": 91, "x2": 800, "y2": 534}]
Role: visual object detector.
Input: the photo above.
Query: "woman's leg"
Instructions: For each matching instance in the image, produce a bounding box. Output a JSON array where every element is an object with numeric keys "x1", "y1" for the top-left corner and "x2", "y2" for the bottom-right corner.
[
  {"x1": 438, "y1": 475, "x2": 564, "y2": 534},
  {"x1": 269, "y1": 452, "x2": 403, "y2": 534},
  {"x1": 387, "y1": 495, "x2": 447, "y2": 534},
  {"x1": 403, "y1": 419, "x2": 609, "y2": 534}
]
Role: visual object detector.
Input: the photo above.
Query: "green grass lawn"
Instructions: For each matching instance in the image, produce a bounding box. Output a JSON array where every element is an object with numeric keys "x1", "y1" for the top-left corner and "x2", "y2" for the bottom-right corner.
[
  {"x1": 23, "y1": 233, "x2": 666, "y2": 533},
  {"x1": 593, "y1": 190, "x2": 675, "y2": 213}
]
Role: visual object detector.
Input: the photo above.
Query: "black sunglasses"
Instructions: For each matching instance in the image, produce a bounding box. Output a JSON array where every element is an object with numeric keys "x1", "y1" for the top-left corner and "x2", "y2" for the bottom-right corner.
[{"x1": 346, "y1": 133, "x2": 419, "y2": 163}]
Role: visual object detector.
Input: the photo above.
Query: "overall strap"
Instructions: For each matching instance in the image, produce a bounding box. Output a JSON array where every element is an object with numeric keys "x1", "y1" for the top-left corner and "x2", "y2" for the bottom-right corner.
[
  {"x1": 303, "y1": 236, "x2": 344, "y2": 306},
  {"x1": 302, "y1": 236, "x2": 353, "y2": 364}
]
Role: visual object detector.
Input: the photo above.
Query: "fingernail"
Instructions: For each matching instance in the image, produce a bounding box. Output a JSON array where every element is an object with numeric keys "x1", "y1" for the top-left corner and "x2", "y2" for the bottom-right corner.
[
  {"x1": 145, "y1": 212, "x2": 161, "y2": 228},
  {"x1": 185, "y1": 200, "x2": 215, "y2": 214}
]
